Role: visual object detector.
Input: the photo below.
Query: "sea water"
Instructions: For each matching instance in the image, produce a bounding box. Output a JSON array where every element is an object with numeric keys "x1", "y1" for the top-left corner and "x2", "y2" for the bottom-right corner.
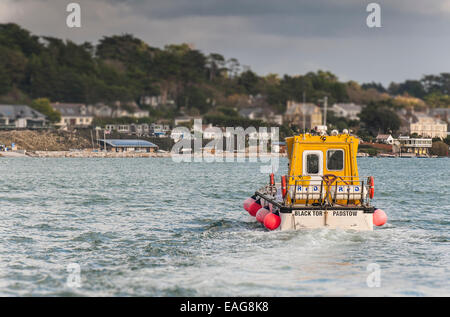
[{"x1": 0, "y1": 157, "x2": 448, "y2": 296}]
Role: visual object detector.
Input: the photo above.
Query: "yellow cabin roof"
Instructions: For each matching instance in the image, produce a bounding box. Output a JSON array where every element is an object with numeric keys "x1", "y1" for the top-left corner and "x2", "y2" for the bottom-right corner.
[{"x1": 286, "y1": 134, "x2": 360, "y2": 181}]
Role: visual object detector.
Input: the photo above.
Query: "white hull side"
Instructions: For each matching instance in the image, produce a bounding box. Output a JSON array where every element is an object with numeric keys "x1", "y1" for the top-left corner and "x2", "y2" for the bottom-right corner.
[{"x1": 279, "y1": 210, "x2": 373, "y2": 231}]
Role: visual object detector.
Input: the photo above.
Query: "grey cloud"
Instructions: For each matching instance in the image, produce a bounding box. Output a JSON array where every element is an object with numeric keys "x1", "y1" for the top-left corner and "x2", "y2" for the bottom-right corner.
[
  {"x1": 104, "y1": 0, "x2": 450, "y2": 38},
  {"x1": 1, "y1": 0, "x2": 450, "y2": 84},
  {"x1": 107, "y1": 0, "x2": 450, "y2": 19}
]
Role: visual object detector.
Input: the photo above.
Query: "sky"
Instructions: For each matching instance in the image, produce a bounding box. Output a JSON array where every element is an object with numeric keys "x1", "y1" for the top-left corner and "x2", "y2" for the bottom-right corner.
[{"x1": 1, "y1": 0, "x2": 450, "y2": 86}]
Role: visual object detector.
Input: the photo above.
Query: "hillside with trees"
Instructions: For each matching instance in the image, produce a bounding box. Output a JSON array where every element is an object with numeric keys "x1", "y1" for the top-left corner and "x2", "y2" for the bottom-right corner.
[{"x1": 0, "y1": 23, "x2": 449, "y2": 139}]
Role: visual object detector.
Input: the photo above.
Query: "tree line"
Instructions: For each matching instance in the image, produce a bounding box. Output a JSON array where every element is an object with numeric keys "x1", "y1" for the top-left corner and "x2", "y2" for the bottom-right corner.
[{"x1": 0, "y1": 23, "x2": 449, "y2": 138}]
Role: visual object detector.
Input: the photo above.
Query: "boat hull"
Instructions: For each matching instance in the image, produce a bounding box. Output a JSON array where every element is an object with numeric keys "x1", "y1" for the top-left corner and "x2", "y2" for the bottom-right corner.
[{"x1": 279, "y1": 208, "x2": 373, "y2": 231}]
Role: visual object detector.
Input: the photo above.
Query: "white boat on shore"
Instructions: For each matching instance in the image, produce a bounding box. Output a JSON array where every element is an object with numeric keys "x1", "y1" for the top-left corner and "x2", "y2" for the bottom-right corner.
[{"x1": 377, "y1": 153, "x2": 397, "y2": 158}]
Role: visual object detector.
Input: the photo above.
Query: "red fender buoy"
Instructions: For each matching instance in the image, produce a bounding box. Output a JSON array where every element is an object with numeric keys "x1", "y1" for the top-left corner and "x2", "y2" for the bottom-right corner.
[
  {"x1": 248, "y1": 199, "x2": 262, "y2": 217},
  {"x1": 243, "y1": 197, "x2": 255, "y2": 211},
  {"x1": 373, "y1": 209, "x2": 387, "y2": 226},
  {"x1": 368, "y1": 176, "x2": 375, "y2": 199},
  {"x1": 243, "y1": 195, "x2": 256, "y2": 211},
  {"x1": 264, "y1": 213, "x2": 281, "y2": 230},
  {"x1": 256, "y1": 206, "x2": 271, "y2": 223},
  {"x1": 281, "y1": 176, "x2": 287, "y2": 198},
  {"x1": 270, "y1": 173, "x2": 275, "y2": 186}
]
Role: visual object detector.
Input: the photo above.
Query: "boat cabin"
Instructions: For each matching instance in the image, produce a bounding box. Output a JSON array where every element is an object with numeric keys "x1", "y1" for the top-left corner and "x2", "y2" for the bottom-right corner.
[
  {"x1": 253, "y1": 133, "x2": 376, "y2": 231},
  {"x1": 286, "y1": 134, "x2": 359, "y2": 180},
  {"x1": 285, "y1": 134, "x2": 364, "y2": 206}
]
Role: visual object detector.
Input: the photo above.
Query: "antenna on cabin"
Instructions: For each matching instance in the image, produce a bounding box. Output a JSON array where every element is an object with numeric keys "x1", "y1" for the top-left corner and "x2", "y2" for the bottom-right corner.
[
  {"x1": 318, "y1": 95, "x2": 328, "y2": 131},
  {"x1": 302, "y1": 91, "x2": 306, "y2": 139},
  {"x1": 318, "y1": 96, "x2": 328, "y2": 125}
]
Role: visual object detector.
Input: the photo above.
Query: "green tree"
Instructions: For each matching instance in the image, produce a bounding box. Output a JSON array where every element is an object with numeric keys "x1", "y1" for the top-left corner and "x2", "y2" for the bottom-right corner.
[
  {"x1": 359, "y1": 102, "x2": 401, "y2": 135},
  {"x1": 421, "y1": 73, "x2": 450, "y2": 95},
  {"x1": 0, "y1": 69, "x2": 11, "y2": 95},
  {"x1": 0, "y1": 23, "x2": 42, "y2": 56},
  {"x1": 444, "y1": 135, "x2": 450, "y2": 146},
  {"x1": 430, "y1": 141, "x2": 448, "y2": 157},
  {"x1": 0, "y1": 47, "x2": 27, "y2": 94},
  {"x1": 30, "y1": 98, "x2": 61, "y2": 123},
  {"x1": 177, "y1": 86, "x2": 211, "y2": 113},
  {"x1": 238, "y1": 70, "x2": 260, "y2": 95},
  {"x1": 388, "y1": 80, "x2": 426, "y2": 98},
  {"x1": 206, "y1": 53, "x2": 226, "y2": 81},
  {"x1": 361, "y1": 82, "x2": 386, "y2": 93},
  {"x1": 217, "y1": 106, "x2": 239, "y2": 117},
  {"x1": 424, "y1": 92, "x2": 450, "y2": 108}
]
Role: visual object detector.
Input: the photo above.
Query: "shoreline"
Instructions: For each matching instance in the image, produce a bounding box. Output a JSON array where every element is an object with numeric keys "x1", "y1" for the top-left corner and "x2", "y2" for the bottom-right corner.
[
  {"x1": 1, "y1": 150, "x2": 288, "y2": 158},
  {"x1": 2, "y1": 150, "x2": 446, "y2": 158},
  {"x1": 1, "y1": 150, "x2": 446, "y2": 158}
]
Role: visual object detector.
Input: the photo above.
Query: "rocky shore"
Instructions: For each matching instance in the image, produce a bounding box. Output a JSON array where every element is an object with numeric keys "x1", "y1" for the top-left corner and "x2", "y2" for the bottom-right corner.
[
  {"x1": 0, "y1": 130, "x2": 287, "y2": 158},
  {"x1": 0, "y1": 130, "x2": 91, "y2": 151}
]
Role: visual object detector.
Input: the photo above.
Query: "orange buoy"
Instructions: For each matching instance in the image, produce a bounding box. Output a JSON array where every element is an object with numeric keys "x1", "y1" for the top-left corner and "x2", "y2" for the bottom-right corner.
[
  {"x1": 270, "y1": 173, "x2": 275, "y2": 186},
  {"x1": 243, "y1": 195, "x2": 256, "y2": 211},
  {"x1": 368, "y1": 176, "x2": 375, "y2": 199},
  {"x1": 264, "y1": 212, "x2": 281, "y2": 230},
  {"x1": 248, "y1": 199, "x2": 262, "y2": 217},
  {"x1": 373, "y1": 209, "x2": 387, "y2": 226},
  {"x1": 256, "y1": 206, "x2": 271, "y2": 223}
]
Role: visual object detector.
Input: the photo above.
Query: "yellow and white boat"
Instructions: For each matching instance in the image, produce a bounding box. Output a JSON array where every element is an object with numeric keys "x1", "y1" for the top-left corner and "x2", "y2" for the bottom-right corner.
[{"x1": 243, "y1": 132, "x2": 387, "y2": 231}]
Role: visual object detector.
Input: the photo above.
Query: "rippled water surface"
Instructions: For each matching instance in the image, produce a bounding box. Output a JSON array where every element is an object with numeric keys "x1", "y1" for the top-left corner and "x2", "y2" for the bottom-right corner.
[{"x1": 0, "y1": 157, "x2": 449, "y2": 296}]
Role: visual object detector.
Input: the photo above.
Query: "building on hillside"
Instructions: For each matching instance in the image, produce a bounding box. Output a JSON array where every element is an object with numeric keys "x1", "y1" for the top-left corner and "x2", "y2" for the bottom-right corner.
[
  {"x1": 202, "y1": 126, "x2": 223, "y2": 140},
  {"x1": 140, "y1": 95, "x2": 175, "y2": 108},
  {"x1": 248, "y1": 94, "x2": 267, "y2": 106},
  {"x1": 409, "y1": 113, "x2": 447, "y2": 139},
  {"x1": 105, "y1": 123, "x2": 171, "y2": 137},
  {"x1": 431, "y1": 108, "x2": 450, "y2": 123},
  {"x1": 239, "y1": 107, "x2": 283, "y2": 125},
  {"x1": 247, "y1": 129, "x2": 278, "y2": 140},
  {"x1": 51, "y1": 103, "x2": 93, "y2": 128},
  {"x1": 150, "y1": 123, "x2": 170, "y2": 137},
  {"x1": 272, "y1": 141, "x2": 286, "y2": 153},
  {"x1": 174, "y1": 116, "x2": 192, "y2": 126},
  {"x1": 194, "y1": 121, "x2": 277, "y2": 140},
  {"x1": 111, "y1": 101, "x2": 149, "y2": 118},
  {"x1": 284, "y1": 101, "x2": 322, "y2": 130},
  {"x1": 171, "y1": 130, "x2": 192, "y2": 142},
  {"x1": 174, "y1": 116, "x2": 202, "y2": 126},
  {"x1": 396, "y1": 136, "x2": 432, "y2": 156},
  {"x1": 97, "y1": 139, "x2": 158, "y2": 152},
  {"x1": 128, "y1": 124, "x2": 151, "y2": 136},
  {"x1": 88, "y1": 102, "x2": 150, "y2": 119},
  {"x1": 195, "y1": 124, "x2": 235, "y2": 140},
  {"x1": 88, "y1": 103, "x2": 113, "y2": 117},
  {"x1": 330, "y1": 103, "x2": 363, "y2": 121},
  {"x1": 239, "y1": 107, "x2": 264, "y2": 120},
  {"x1": 396, "y1": 109, "x2": 410, "y2": 136},
  {"x1": 375, "y1": 134, "x2": 394, "y2": 145},
  {"x1": 272, "y1": 115, "x2": 283, "y2": 125},
  {"x1": 0, "y1": 104, "x2": 47, "y2": 129},
  {"x1": 105, "y1": 124, "x2": 132, "y2": 134}
]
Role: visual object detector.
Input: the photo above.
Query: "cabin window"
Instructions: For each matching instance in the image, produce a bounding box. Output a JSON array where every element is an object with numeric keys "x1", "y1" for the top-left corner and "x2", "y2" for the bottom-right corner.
[
  {"x1": 306, "y1": 154, "x2": 319, "y2": 174},
  {"x1": 327, "y1": 149, "x2": 344, "y2": 171}
]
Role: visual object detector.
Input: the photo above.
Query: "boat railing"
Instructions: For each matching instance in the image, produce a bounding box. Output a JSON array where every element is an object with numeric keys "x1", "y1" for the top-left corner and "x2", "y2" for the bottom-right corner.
[
  {"x1": 289, "y1": 175, "x2": 371, "y2": 206},
  {"x1": 260, "y1": 175, "x2": 372, "y2": 207}
]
